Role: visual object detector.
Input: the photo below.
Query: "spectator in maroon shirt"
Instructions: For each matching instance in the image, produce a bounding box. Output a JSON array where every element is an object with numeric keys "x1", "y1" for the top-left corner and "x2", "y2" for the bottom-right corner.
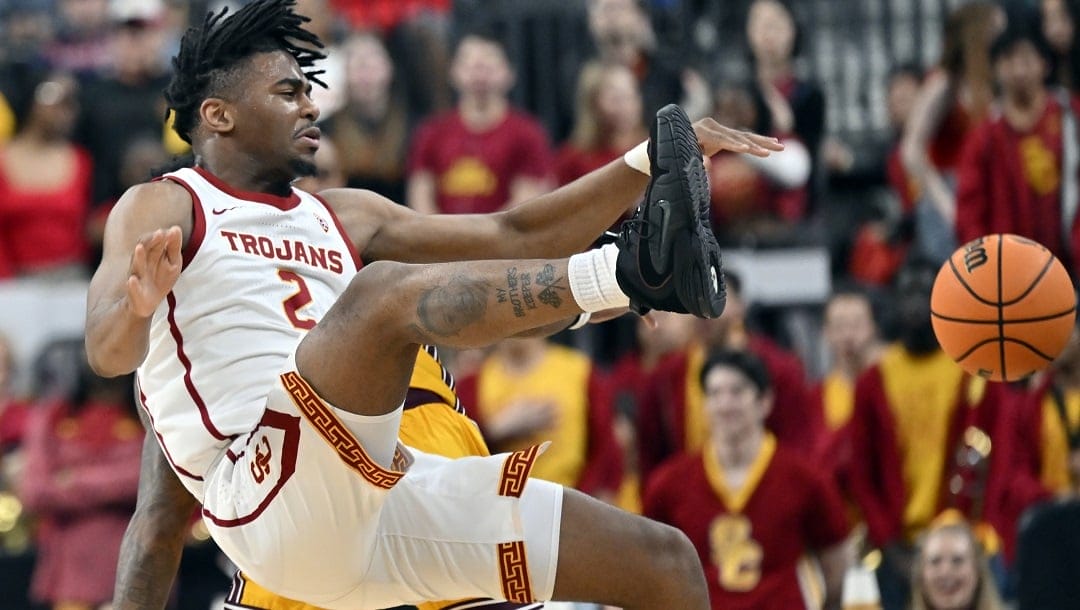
[
  {"x1": 18, "y1": 346, "x2": 141, "y2": 610},
  {"x1": 555, "y1": 60, "x2": 647, "y2": 189},
  {"x1": 407, "y1": 28, "x2": 553, "y2": 215},
  {"x1": 954, "y1": 17, "x2": 1080, "y2": 275},
  {"x1": 0, "y1": 70, "x2": 92, "y2": 279}
]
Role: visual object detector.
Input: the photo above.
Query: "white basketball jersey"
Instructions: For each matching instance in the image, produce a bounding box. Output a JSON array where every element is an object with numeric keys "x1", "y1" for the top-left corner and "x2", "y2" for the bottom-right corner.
[{"x1": 137, "y1": 166, "x2": 359, "y2": 500}]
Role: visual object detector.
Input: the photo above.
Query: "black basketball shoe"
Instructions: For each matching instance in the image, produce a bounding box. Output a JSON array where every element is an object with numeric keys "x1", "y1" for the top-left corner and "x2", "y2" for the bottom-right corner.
[{"x1": 615, "y1": 104, "x2": 727, "y2": 318}]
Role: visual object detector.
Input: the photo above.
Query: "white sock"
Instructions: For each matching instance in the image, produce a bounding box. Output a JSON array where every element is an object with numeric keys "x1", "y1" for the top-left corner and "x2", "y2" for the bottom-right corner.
[{"x1": 567, "y1": 244, "x2": 630, "y2": 312}]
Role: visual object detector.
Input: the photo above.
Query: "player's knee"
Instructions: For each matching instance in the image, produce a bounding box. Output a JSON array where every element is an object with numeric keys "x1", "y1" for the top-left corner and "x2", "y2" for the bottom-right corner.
[
  {"x1": 344, "y1": 260, "x2": 411, "y2": 309},
  {"x1": 643, "y1": 520, "x2": 701, "y2": 581}
]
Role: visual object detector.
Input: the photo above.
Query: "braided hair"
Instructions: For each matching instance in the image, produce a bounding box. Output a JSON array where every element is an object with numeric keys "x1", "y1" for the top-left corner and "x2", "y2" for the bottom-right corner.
[{"x1": 164, "y1": 0, "x2": 326, "y2": 145}]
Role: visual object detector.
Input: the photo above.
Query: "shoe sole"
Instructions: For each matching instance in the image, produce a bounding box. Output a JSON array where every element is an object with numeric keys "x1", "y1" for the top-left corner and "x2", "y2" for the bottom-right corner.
[{"x1": 653, "y1": 105, "x2": 726, "y2": 318}]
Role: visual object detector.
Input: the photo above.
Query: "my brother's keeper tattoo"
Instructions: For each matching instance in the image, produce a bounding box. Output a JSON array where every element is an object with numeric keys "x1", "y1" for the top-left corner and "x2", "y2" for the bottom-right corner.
[{"x1": 496, "y1": 264, "x2": 566, "y2": 317}]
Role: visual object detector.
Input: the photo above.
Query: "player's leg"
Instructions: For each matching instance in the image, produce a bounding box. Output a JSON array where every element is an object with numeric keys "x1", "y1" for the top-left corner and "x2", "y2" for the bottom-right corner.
[
  {"x1": 297, "y1": 104, "x2": 724, "y2": 424},
  {"x1": 296, "y1": 256, "x2": 605, "y2": 418},
  {"x1": 550, "y1": 488, "x2": 710, "y2": 609}
]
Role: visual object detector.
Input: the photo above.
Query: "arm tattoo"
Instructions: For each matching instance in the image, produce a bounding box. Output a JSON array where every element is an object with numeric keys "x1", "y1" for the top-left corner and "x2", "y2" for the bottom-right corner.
[
  {"x1": 415, "y1": 275, "x2": 489, "y2": 337},
  {"x1": 496, "y1": 267, "x2": 538, "y2": 318},
  {"x1": 535, "y1": 264, "x2": 566, "y2": 309}
]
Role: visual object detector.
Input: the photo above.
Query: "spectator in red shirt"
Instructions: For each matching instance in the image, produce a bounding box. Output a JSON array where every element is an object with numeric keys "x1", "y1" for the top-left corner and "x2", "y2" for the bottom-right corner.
[
  {"x1": 636, "y1": 270, "x2": 818, "y2": 481},
  {"x1": 406, "y1": 29, "x2": 553, "y2": 215},
  {"x1": 644, "y1": 349, "x2": 850, "y2": 610},
  {"x1": 813, "y1": 287, "x2": 883, "y2": 491},
  {"x1": 0, "y1": 70, "x2": 92, "y2": 279},
  {"x1": 608, "y1": 310, "x2": 697, "y2": 512},
  {"x1": 18, "y1": 348, "x2": 142, "y2": 610},
  {"x1": 0, "y1": 332, "x2": 29, "y2": 454},
  {"x1": 954, "y1": 17, "x2": 1080, "y2": 276},
  {"x1": 555, "y1": 60, "x2": 646, "y2": 188},
  {"x1": 706, "y1": 81, "x2": 812, "y2": 245}
]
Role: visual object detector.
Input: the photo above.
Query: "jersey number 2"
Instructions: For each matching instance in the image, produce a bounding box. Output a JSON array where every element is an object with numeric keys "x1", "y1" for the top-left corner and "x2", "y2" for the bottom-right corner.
[{"x1": 278, "y1": 270, "x2": 316, "y2": 330}]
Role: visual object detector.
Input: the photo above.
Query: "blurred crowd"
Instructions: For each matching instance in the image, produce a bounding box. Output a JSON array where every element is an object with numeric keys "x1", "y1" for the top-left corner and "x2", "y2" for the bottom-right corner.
[{"x1": 3, "y1": 0, "x2": 1080, "y2": 609}]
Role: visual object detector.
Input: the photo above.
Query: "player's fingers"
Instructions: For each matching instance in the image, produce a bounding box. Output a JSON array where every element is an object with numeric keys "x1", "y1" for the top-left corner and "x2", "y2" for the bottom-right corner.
[
  {"x1": 722, "y1": 127, "x2": 778, "y2": 155},
  {"x1": 130, "y1": 242, "x2": 148, "y2": 276},
  {"x1": 163, "y1": 226, "x2": 183, "y2": 265},
  {"x1": 744, "y1": 132, "x2": 785, "y2": 153}
]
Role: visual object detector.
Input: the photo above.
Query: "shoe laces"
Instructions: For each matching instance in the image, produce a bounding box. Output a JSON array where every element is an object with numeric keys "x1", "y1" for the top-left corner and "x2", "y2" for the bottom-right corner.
[{"x1": 619, "y1": 207, "x2": 658, "y2": 239}]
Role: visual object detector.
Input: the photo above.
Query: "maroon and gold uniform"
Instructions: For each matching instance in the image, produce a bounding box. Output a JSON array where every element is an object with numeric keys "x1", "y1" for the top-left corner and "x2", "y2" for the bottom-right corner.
[
  {"x1": 458, "y1": 343, "x2": 623, "y2": 497},
  {"x1": 643, "y1": 434, "x2": 850, "y2": 610},
  {"x1": 846, "y1": 344, "x2": 1037, "y2": 560},
  {"x1": 955, "y1": 93, "x2": 1080, "y2": 275},
  {"x1": 637, "y1": 339, "x2": 819, "y2": 480}
]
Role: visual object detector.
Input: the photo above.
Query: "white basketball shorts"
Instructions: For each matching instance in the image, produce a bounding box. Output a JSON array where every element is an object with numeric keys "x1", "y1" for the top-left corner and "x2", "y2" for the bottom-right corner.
[{"x1": 199, "y1": 353, "x2": 564, "y2": 609}]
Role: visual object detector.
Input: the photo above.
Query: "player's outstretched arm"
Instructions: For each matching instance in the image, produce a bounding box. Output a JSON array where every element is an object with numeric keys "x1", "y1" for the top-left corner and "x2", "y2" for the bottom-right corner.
[
  {"x1": 334, "y1": 116, "x2": 782, "y2": 265},
  {"x1": 113, "y1": 428, "x2": 200, "y2": 610},
  {"x1": 86, "y1": 182, "x2": 192, "y2": 377}
]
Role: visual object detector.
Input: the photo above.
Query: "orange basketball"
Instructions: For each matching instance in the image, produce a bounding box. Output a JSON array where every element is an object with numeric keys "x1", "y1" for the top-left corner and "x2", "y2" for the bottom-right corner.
[{"x1": 931, "y1": 234, "x2": 1076, "y2": 382}]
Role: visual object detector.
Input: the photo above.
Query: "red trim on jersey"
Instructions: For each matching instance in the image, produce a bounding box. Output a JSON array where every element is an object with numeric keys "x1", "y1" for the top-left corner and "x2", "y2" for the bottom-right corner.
[
  {"x1": 202, "y1": 409, "x2": 301, "y2": 527},
  {"x1": 166, "y1": 292, "x2": 231, "y2": 441},
  {"x1": 137, "y1": 383, "x2": 204, "y2": 481},
  {"x1": 157, "y1": 175, "x2": 206, "y2": 269},
  {"x1": 193, "y1": 165, "x2": 302, "y2": 210},
  {"x1": 312, "y1": 192, "x2": 362, "y2": 271}
]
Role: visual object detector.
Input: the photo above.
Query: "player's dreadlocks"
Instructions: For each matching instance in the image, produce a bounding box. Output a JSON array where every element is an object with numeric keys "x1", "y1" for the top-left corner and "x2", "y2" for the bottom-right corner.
[{"x1": 164, "y1": 0, "x2": 326, "y2": 145}]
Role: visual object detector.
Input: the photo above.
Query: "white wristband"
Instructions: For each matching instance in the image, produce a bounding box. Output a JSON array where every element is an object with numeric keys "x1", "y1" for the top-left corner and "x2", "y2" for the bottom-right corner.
[
  {"x1": 623, "y1": 141, "x2": 650, "y2": 176},
  {"x1": 568, "y1": 312, "x2": 592, "y2": 330}
]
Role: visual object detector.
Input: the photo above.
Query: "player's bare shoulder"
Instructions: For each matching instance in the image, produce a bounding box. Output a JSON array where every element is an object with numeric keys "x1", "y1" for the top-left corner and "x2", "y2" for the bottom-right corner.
[
  {"x1": 108, "y1": 179, "x2": 196, "y2": 244},
  {"x1": 316, "y1": 187, "x2": 412, "y2": 258}
]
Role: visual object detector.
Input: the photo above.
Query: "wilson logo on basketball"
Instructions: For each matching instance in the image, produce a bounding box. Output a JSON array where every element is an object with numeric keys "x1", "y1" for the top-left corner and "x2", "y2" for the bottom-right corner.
[
  {"x1": 250, "y1": 436, "x2": 273, "y2": 483},
  {"x1": 962, "y1": 238, "x2": 988, "y2": 273}
]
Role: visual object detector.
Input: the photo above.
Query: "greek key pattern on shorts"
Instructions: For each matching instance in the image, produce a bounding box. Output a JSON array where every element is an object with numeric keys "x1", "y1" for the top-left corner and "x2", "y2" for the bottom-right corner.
[
  {"x1": 498, "y1": 444, "x2": 540, "y2": 498},
  {"x1": 281, "y1": 371, "x2": 404, "y2": 490},
  {"x1": 497, "y1": 541, "x2": 534, "y2": 603}
]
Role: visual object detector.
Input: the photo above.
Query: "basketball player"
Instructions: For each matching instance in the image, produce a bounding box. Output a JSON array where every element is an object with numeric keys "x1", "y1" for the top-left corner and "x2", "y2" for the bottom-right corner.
[{"x1": 88, "y1": 1, "x2": 781, "y2": 608}]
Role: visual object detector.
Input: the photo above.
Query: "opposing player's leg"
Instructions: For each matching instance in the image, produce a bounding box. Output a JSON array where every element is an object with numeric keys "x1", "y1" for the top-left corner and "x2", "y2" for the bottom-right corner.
[
  {"x1": 296, "y1": 104, "x2": 725, "y2": 426},
  {"x1": 551, "y1": 488, "x2": 710, "y2": 609}
]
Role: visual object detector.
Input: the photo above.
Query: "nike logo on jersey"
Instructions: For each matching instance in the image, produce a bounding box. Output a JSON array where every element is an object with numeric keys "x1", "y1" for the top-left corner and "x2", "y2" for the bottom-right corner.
[{"x1": 212, "y1": 206, "x2": 240, "y2": 215}]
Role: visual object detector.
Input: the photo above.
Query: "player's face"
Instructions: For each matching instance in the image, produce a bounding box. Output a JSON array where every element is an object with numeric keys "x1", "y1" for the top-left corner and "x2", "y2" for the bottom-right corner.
[
  {"x1": 703, "y1": 366, "x2": 770, "y2": 441},
  {"x1": 919, "y1": 530, "x2": 979, "y2": 610},
  {"x1": 231, "y1": 51, "x2": 321, "y2": 178}
]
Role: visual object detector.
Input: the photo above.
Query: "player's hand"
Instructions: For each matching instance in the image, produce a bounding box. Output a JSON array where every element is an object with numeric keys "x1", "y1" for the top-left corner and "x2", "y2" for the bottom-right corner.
[
  {"x1": 126, "y1": 227, "x2": 182, "y2": 318},
  {"x1": 693, "y1": 117, "x2": 784, "y2": 158}
]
